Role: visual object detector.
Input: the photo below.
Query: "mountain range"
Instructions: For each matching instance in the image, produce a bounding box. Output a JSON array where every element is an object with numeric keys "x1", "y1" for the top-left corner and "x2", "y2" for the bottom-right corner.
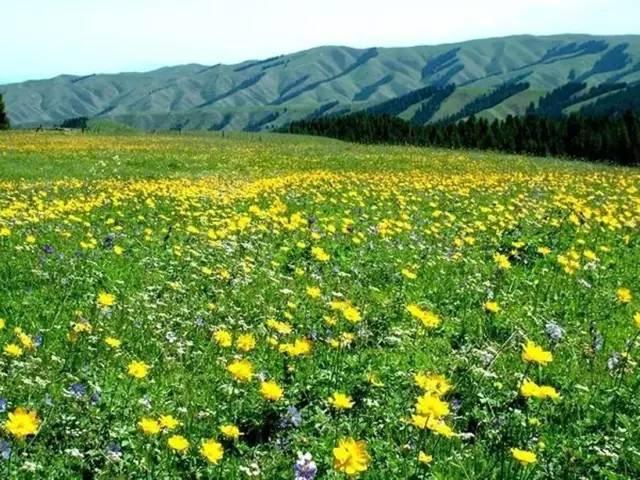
[{"x1": 2, "y1": 34, "x2": 640, "y2": 131}]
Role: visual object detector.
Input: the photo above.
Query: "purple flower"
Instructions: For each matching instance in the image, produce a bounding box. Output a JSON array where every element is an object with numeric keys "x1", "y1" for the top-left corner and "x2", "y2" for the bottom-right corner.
[
  {"x1": 280, "y1": 406, "x2": 302, "y2": 428},
  {"x1": 66, "y1": 383, "x2": 87, "y2": 400},
  {"x1": 544, "y1": 321, "x2": 565, "y2": 343},
  {"x1": 42, "y1": 244, "x2": 55, "y2": 255},
  {"x1": 294, "y1": 452, "x2": 317, "y2": 480},
  {"x1": 0, "y1": 398, "x2": 7, "y2": 413}
]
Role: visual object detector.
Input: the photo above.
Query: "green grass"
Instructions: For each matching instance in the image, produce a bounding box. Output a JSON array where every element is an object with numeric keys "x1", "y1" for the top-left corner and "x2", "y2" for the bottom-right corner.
[
  {"x1": 86, "y1": 119, "x2": 139, "y2": 134},
  {"x1": 0, "y1": 131, "x2": 639, "y2": 479}
]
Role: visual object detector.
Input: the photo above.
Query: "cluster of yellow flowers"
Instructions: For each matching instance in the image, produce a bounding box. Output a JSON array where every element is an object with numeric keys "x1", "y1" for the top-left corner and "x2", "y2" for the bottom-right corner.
[{"x1": 410, "y1": 373, "x2": 456, "y2": 441}]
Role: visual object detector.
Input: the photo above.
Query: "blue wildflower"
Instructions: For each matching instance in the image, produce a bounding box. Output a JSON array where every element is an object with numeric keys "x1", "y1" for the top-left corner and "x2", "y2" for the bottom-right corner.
[
  {"x1": 66, "y1": 383, "x2": 87, "y2": 400},
  {"x1": 294, "y1": 452, "x2": 317, "y2": 480},
  {"x1": 0, "y1": 440, "x2": 11, "y2": 460}
]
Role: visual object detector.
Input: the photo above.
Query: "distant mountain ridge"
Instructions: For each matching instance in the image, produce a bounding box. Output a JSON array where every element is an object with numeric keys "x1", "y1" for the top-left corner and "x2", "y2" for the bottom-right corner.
[{"x1": 2, "y1": 34, "x2": 640, "y2": 131}]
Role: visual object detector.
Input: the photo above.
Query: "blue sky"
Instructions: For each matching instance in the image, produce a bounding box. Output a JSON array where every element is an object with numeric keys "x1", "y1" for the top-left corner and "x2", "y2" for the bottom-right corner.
[{"x1": 2, "y1": 0, "x2": 639, "y2": 84}]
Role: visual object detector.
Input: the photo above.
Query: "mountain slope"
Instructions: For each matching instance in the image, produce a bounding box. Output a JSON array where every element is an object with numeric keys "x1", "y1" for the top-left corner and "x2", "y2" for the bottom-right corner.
[{"x1": 2, "y1": 34, "x2": 640, "y2": 131}]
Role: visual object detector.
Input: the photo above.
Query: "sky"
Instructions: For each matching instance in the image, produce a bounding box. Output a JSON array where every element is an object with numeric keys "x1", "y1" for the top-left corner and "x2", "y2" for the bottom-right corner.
[{"x1": 2, "y1": 0, "x2": 639, "y2": 84}]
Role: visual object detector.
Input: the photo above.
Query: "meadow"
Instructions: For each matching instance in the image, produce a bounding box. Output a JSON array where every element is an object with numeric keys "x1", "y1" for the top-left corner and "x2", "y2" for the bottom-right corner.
[{"x1": 0, "y1": 131, "x2": 639, "y2": 479}]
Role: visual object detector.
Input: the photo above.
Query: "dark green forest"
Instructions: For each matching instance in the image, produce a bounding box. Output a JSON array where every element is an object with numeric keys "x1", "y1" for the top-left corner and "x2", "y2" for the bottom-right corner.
[{"x1": 284, "y1": 110, "x2": 640, "y2": 166}]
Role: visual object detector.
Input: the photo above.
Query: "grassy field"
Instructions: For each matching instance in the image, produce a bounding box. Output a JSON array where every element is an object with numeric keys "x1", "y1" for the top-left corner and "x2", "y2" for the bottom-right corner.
[{"x1": 0, "y1": 131, "x2": 639, "y2": 479}]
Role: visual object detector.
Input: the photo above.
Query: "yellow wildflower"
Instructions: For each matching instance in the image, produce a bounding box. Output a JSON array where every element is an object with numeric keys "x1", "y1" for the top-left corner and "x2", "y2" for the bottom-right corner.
[
  {"x1": 521, "y1": 341, "x2": 553, "y2": 366},
  {"x1": 333, "y1": 438, "x2": 370, "y2": 476}
]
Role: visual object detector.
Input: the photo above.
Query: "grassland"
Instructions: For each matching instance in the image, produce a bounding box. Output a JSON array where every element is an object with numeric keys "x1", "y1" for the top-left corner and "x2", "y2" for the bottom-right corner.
[{"x1": 0, "y1": 131, "x2": 639, "y2": 479}]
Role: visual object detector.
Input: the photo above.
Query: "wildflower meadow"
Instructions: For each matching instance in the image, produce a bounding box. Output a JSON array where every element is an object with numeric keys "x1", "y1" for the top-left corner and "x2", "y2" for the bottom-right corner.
[{"x1": 0, "y1": 131, "x2": 639, "y2": 478}]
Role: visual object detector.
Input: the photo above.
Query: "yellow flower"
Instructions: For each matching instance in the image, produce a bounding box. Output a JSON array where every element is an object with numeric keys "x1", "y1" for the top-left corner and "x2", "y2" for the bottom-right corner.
[
  {"x1": 415, "y1": 393, "x2": 449, "y2": 419},
  {"x1": 0, "y1": 318, "x2": 5, "y2": 330},
  {"x1": 414, "y1": 373, "x2": 451, "y2": 396},
  {"x1": 537, "y1": 246, "x2": 551, "y2": 256},
  {"x1": 333, "y1": 438, "x2": 370, "y2": 476},
  {"x1": 279, "y1": 338, "x2": 312, "y2": 357},
  {"x1": 200, "y1": 439, "x2": 224, "y2": 464},
  {"x1": 329, "y1": 392, "x2": 354, "y2": 410},
  {"x1": 401, "y1": 268, "x2": 417, "y2": 280},
  {"x1": 617, "y1": 288, "x2": 632, "y2": 304},
  {"x1": 3, "y1": 343, "x2": 23, "y2": 358},
  {"x1": 219, "y1": 424, "x2": 242, "y2": 440},
  {"x1": 236, "y1": 333, "x2": 256, "y2": 352},
  {"x1": 159, "y1": 415, "x2": 181, "y2": 430},
  {"x1": 324, "y1": 315, "x2": 338, "y2": 326},
  {"x1": 520, "y1": 379, "x2": 560, "y2": 400},
  {"x1": 537, "y1": 385, "x2": 560, "y2": 400},
  {"x1": 484, "y1": 301, "x2": 500, "y2": 313},
  {"x1": 18, "y1": 333, "x2": 35, "y2": 350},
  {"x1": 418, "y1": 451, "x2": 433, "y2": 464},
  {"x1": 427, "y1": 418, "x2": 456, "y2": 438},
  {"x1": 511, "y1": 448, "x2": 537, "y2": 465},
  {"x1": 330, "y1": 300, "x2": 349, "y2": 311},
  {"x1": 306, "y1": 286, "x2": 321, "y2": 298},
  {"x1": 494, "y1": 253, "x2": 512, "y2": 270},
  {"x1": 266, "y1": 319, "x2": 293, "y2": 335},
  {"x1": 127, "y1": 360, "x2": 150, "y2": 379},
  {"x1": 113, "y1": 245, "x2": 124, "y2": 255},
  {"x1": 227, "y1": 359, "x2": 254, "y2": 382},
  {"x1": 260, "y1": 380, "x2": 284, "y2": 401},
  {"x1": 71, "y1": 322, "x2": 93, "y2": 338},
  {"x1": 339, "y1": 332, "x2": 355, "y2": 347},
  {"x1": 311, "y1": 246, "x2": 330, "y2": 262},
  {"x1": 411, "y1": 415, "x2": 456, "y2": 437},
  {"x1": 634, "y1": 312, "x2": 640, "y2": 329},
  {"x1": 342, "y1": 306, "x2": 362, "y2": 323},
  {"x1": 105, "y1": 337, "x2": 122, "y2": 349},
  {"x1": 520, "y1": 379, "x2": 541, "y2": 398},
  {"x1": 406, "y1": 304, "x2": 441, "y2": 329},
  {"x1": 4, "y1": 407, "x2": 40, "y2": 439},
  {"x1": 167, "y1": 435, "x2": 189, "y2": 453},
  {"x1": 213, "y1": 330, "x2": 233, "y2": 348},
  {"x1": 96, "y1": 291, "x2": 116, "y2": 308},
  {"x1": 138, "y1": 417, "x2": 161, "y2": 435},
  {"x1": 521, "y1": 341, "x2": 553, "y2": 366},
  {"x1": 0, "y1": 226, "x2": 10, "y2": 237}
]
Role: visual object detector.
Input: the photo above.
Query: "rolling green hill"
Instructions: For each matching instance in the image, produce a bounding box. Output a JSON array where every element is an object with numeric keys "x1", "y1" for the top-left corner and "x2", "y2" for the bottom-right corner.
[{"x1": 2, "y1": 34, "x2": 640, "y2": 131}]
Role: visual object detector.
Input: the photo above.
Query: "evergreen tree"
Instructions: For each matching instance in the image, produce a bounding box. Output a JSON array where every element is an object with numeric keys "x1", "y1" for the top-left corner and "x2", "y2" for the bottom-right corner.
[
  {"x1": 623, "y1": 110, "x2": 640, "y2": 165},
  {"x1": 0, "y1": 94, "x2": 9, "y2": 130}
]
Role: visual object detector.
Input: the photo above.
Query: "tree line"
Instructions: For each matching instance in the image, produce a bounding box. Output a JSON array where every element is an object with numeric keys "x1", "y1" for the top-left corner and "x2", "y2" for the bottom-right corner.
[{"x1": 283, "y1": 111, "x2": 640, "y2": 166}]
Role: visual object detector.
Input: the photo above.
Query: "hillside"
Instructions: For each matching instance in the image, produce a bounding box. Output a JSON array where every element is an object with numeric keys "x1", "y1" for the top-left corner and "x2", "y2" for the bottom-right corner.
[{"x1": 2, "y1": 34, "x2": 640, "y2": 131}]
